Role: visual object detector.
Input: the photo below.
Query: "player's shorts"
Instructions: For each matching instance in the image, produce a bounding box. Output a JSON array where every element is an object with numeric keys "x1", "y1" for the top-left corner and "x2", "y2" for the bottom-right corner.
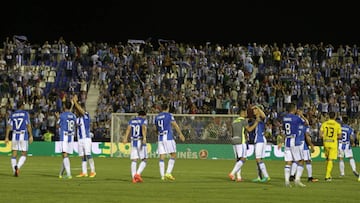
[
  {"x1": 59, "y1": 135, "x2": 74, "y2": 154},
  {"x1": 11, "y1": 140, "x2": 29, "y2": 152},
  {"x1": 157, "y1": 139, "x2": 176, "y2": 155},
  {"x1": 324, "y1": 146, "x2": 337, "y2": 160},
  {"x1": 254, "y1": 142, "x2": 266, "y2": 159},
  {"x1": 303, "y1": 149, "x2": 311, "y2": 161},
  {"x1": 338, "y1": 148, "x2": 354, "y2": 158},
  {"x1": 284, "y1": 145, "x2": 303, "y2": 162},
  {"x1": 233, "y1": 143, "x2": 247, "y2": 159},
  {"x1": 77, "y1": 137, "x2": 92, "y2": 157},
  {"x1": 130, "y1": 144, "x2": 148, "y2": 160}
]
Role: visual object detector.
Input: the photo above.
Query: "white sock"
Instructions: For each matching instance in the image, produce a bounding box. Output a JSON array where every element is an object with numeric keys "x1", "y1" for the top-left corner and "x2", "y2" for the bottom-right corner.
[
  {"x1": 231, "y1": 160, "x2": 243, "y2": 175},
  {"x1": 137, "y1": 160, "x2": 147, "y2": 175},
  {"x1": 59, "y1": 163, "x2": 65, "y2": 176},
  {"x1": 291, "y1": 162, "x2": 297, "y2": 176},
  {"x1": 88, "y1": 158, "x2": 95, "y2": 173},
  {"x1": 295, "y1": 164, "x2": 304, "y2": 181},
  {"x1": 159, "y1": 160, "x2": 165, "y2": 177},
  {"x1": 349, "y1": 158, "x2": 357, "y2": 172},
  {"x1": 236, "y1": 168, "x2": 242, "y2": 179},
  {"x1": 284, "y1": 165, "x2": 291, "y2": 183},
  {"x1": 82, "y1": 161, "x2": 87, "y2": 174},
  {"x1": 63, "y1": 157, "x2": 71, "y2": 176},
  {"x1": 259, "y1": 162, "x2": 269, "y2": 178},
  {"x1": 166, "y1": 158, "x2": 175, "y2": 174},
  {"x1": 18, "y1": 156, "x2": 26, "y2": 169},
  {"x1": 306, "y1": 162, "x2": 313, "y2": 178},
  {"x1": 131, "y1": 160, "x2": 137, "y2": 177},
  {"x1": 339, "y1": 160, "x2": 345, "y2": 175},
  {"x1": 11, "y1": 157, "x2": 17, "y2": 172}
]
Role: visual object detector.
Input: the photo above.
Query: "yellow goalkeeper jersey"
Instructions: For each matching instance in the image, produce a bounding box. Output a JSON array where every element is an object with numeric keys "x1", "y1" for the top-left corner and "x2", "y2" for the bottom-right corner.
[{"x1": 320, "y1": 119, "x2": 341, "y2": 148}]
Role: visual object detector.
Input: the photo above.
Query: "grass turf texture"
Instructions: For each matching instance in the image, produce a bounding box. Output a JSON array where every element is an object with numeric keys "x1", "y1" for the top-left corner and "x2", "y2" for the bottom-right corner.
[{"x1": 0, "y1": 156, "x2": 359, "y2": 203}]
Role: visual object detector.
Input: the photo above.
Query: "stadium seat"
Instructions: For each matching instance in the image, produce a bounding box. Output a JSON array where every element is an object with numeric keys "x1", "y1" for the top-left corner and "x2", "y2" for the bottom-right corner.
[
  {"x1": 1, "y1": 97, "x2": 7, "y2": 107},
  {"x1": 47, "y1": 76, "x2": 55, "y2": 83}
]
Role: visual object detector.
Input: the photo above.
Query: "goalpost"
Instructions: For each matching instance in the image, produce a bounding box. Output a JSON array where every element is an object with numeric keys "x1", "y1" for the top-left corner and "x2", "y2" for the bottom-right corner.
[{"x1": 110, "y1": 113, "x2": 238, "y2": 158}]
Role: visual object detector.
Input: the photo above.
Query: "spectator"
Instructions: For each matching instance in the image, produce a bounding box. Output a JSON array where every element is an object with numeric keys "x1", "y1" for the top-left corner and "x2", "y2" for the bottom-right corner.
[{"x1": 42, "y1": 128, "x2": 54, "y2": 142}]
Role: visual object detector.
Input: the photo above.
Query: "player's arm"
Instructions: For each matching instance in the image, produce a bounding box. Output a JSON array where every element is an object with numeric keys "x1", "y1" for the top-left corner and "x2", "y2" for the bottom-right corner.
[
  {"x1": 305, "y1": 131, "x2": 315, "y2": 153},
  {"x1": 4, "y1": 122, "x2": 11, "y2": 145},
  {"x1": 122, "y1": 125, "x2": 131, "y2": 144},
  {"x1": 350, "y1": 131, "x2": 355, "y2": 147},
  {"x1": 297, "y1": 110, "x2": 309, "y2": 126},
  {"x1": 252, "y1": 105, "x2": 266, "y2": 120},
  {"x1": 277, "y1": 130, "x2": 285, "y2": 150},
  {"x1": 172, "y1": 121, "x2": 185, "y2": 142},
  {"x1": 72, "y1": 95, "x2": 85, "y2": 116},
  {"x1": 27, "y1": 122, "x2": 34, "y2": 144},
  {"x1": 142, "y1": 124, "x2": 147, "y2": 145},
  {"x1": 319, "y1": 124, "x2": 325, "y2": 139},
  {"x1": 245, "y1": 118, "x2": 260, "y2": 132},
  {"x1": 337, "y1": 127, "x2": 342, "y2": 140},
  {"x1": 55, "y1": 112, "x2": 63, "y2": 132}
]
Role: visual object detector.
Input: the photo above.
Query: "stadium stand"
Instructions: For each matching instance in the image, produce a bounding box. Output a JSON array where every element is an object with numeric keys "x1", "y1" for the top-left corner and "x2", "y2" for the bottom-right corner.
[{"x1": 0, "y1": 38, "x2": 360, "y2": 145}]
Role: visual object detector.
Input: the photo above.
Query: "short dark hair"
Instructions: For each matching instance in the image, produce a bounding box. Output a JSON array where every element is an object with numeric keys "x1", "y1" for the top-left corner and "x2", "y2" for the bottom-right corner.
[
  {"x1": 64, "y1": 100, "x2": 72, "y2": 110},
  {"x1": 238, "y1": 105, "x2": 247, "y2": 114},
  {"x1": 138, "y1": 110, "x2": 146, "y2": 116},
  {"x1": 342, "y1": 116, "x2": 348, "y2": 123},
  {"x1": 161, "y1": 103, "x2": 169, "y2": 111},
  {"x1": 329, "y1": 111, "x2": 336, "y2": 119},
  {"x1": 16, "y1": 100, "x2": 24, "y2": 109},
  {"x1": 287, "y1": 103, "x2": 296, "y2": 112}
]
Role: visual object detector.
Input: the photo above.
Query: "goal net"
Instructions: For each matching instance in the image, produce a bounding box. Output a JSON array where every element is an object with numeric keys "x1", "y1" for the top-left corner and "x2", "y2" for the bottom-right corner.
[{"x1": 110, "y1": 113, "x2": 238, "y2": 157}]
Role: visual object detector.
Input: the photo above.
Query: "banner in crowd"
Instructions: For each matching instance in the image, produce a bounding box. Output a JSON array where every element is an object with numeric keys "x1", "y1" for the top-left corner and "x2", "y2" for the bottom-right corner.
[{"x1": 0, "y1": 141, "x2": 359, "y2": 161}]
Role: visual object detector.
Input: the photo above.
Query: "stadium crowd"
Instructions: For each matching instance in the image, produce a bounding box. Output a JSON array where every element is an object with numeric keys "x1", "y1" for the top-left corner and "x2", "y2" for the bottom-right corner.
[{"x1": 1, "y1": 36, "x2": 360, "y2": 145}]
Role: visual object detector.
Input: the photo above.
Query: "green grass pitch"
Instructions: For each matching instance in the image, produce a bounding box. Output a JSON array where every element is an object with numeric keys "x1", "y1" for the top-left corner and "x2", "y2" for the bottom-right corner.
[{"x1": 0, "y1": 155, "x2": 359, "y2": 203}]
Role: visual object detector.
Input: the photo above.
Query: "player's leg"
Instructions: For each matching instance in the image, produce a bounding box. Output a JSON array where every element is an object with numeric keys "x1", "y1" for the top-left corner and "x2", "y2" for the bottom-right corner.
[
  {"x1": 258, "y1": 143, "x2": 270, "y2": 182},
  {"x1": 165, "y1": 153, "x2": 176, "y2": 180},
  {"x1": 284, "y1": 147, "x2": 293, "y2": 187},
  {"x1": 252, "y1": 144, "x2": 262, "y2": 181},
  {"x1": 304, "y1": 149, "x2": 318, "y2": 182},
  {"x1": 289, "y1": 161, "x2": 297, "y2": 181},
  {"x1": 157, "y1": 142, "x2": 166, "y2": 180},
  {"x1": 338, "y1": 149, "x2": 345, "y2": 176},
  {"x1": 130, "y1": 145, "x2": 141, "y2": 182},
  {"x1": 159, "y1": 154, "x2": 166, "y2": 180},
  {"x1": 17, "y1": 140, "x2": 29, "y2": 172},
  {"x1": 294, "y1": 160, "x2": 306, "y2": 187},
  {"x1": 80, "y1": 141, "x2": 88, "y2": 176},
  {"x1": 61, "y1": 140, "x2": 73, "y2": 178},
  {"x1": 87, "y1": 154, "x2": 96, "y2": 177},
  {"x1": 284, "y1": 161, "x2": 292, "y2": 187},
  {"x1": 229, "y1": 144, "x2": 246, "y2": 182},
  {"x1": 293, "y1": 146, "x2": 305, "y2": 187},
  {"x1": 339, "y1": 157, "x2": 345, "y2": 176},
  {"x1": 10, "y1": 141, "x2": 19, "y2": 176},
  {"x1": 236, "y1": 168, "x2": 242, "y2": 182},
  {"x1": 17, "y1": 150, "x2": 27, "y2": 172},
  {"x1": 325, "y1": 147, "x2": 336, "y2": 181},
  {"x1": 62, "y1": 152, "x2": 72, "y2": 178},
  {"x1": 85, "y1": 139, "x2": 96, "y2": 177},
  {"x1": 76, "y1": 142, "x2": 88, "y2": 177},
  {"x1": 345, "y1": 149, "x2": 359, "y2": 176},
  {"x1": 136, "y1": 144, "x2": 148, "y2": 177},
  {"x1": 164, "y1": 140, "x2": 177, "y2": 180}
]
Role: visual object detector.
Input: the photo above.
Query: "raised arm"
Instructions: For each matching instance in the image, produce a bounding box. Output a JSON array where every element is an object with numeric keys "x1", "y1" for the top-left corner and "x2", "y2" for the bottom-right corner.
[{"x1": 72, "y1": 94, "x2": 85, "y2": 116}]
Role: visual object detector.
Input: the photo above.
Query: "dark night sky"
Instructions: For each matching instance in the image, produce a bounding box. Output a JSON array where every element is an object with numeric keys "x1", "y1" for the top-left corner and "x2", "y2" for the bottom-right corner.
[{"x1": 2, "y1": 0, "x2": 359, "y2": 46}]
